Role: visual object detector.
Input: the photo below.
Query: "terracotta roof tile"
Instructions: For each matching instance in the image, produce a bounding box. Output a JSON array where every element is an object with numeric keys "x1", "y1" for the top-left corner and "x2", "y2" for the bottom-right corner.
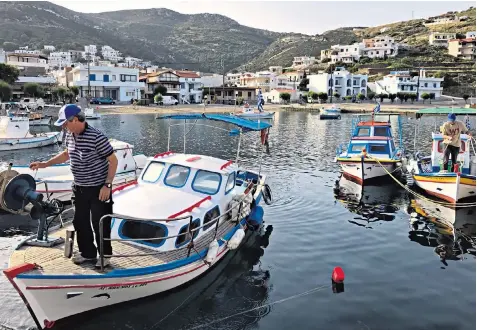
[{"x1": 173, "y1": 70, "x2": 200, "y2": 78}]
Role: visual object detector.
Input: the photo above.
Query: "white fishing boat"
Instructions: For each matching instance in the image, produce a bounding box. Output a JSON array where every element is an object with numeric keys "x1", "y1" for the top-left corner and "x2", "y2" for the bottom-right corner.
[
  {"x1": 1, "y1": 113, "x2": 273, "y2": 329},
  {"x1": 84, "y1": 107, "x2": 101, "y2": 120},
  {"x1": 0, "y1": 116, "x2": 60, "y2": 151},
  {"x1": 335, "y1": 109, "x2": 404, "y2": 184},
  {"x1": 11, "y1": 139, "x2": 148, "y2": 201},
  {"x1": 234, "y1": 103, "x2": 275, "y2": 119},
  {"x1": 405, "y1": 107, "x2": 476, "y2": 204},
  {"x1": 6, "y1": 109, "x2": 52, "y2": 126},
  {"x1": 320, "y1": 104, "x2": 341, "y2": 114}
]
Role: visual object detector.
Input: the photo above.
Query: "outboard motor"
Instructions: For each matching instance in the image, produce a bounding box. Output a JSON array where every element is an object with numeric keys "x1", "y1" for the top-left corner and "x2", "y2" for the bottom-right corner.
[{"x1": 0, "y1": 164, "x2": 64, "y2": 247}]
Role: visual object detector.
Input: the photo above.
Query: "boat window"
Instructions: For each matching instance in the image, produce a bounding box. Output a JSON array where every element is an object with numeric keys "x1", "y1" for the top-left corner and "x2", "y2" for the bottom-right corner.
[
  {"x1": 203, "y1": 206, "x2": 221, "y2": 231},
  {"x1": 350, "y1": 144, "x2": 366, "y2": 153},
  {"x1": 120, "y1": 221, "x2": 167, "y2": 247},
  {"x1": 225, "y1": 172, "x2": 236, "y2": 194},
  {"x1": 164, "y1": 165, "x2": 190, "y2": 187},
  {"x1": 369, "y1": 145, "x2": 388, "y2": 153},
  {"x1": 374, "y1": 127, "x2": 388, "y2": 136},
  {"x1": 175, "y1": 219, "x2": 200, "y2": 248},
  {"x1": 192, "y1": 170, "x2": 221, "y2": 195},
  {"x1": 142, "y1": 162, "x2": 165, "y2": 183},
  {"x1": 356, "y1": 128, "x2": 370, "y2": 136}
]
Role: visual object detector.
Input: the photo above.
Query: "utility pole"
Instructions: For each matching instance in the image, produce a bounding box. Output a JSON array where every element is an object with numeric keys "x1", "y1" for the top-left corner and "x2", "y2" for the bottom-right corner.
[
  {"x1": 221, "y1": 56, "x2": 225, "y2": 105},
  {"x1": 87, "y1": 52, "x2": 91, "y2": 100}
]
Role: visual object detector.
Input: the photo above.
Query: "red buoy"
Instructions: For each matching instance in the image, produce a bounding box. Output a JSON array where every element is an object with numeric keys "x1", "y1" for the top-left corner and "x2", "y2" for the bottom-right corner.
[{"x1": 332, "y1": 266, "x2": 345, "y2": 283}]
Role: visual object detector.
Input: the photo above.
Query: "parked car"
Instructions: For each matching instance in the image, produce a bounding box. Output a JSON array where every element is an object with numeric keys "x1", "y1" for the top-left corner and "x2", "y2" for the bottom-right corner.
[
  {"x1": 91, "y1": 97, "x2": 115, "y2": 105},
  {"x1": 156, "y1": 96, "x2": 178, "y2": 106}
]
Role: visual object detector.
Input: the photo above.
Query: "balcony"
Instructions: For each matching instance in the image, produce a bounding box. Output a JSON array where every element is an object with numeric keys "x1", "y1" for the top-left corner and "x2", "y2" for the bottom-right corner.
[
  {"x1": 7, "y1": 61, "x2": 49, "y2": 69},
  {"x1": 17, "y1": 76, "x2": 56, "y2": 84},
  {"x1": 71, "y1": 80, "x2": 145, "y2": 88}
]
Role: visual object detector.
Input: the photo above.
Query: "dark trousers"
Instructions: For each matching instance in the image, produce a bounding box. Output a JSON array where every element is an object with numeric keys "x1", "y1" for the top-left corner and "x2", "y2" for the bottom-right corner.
[
  {"x1": 72, "y1": 184, "x2": 113, "y2": 258},
  {"x1": 443, "y1": 144, "x2": 460, "y2": 171}
]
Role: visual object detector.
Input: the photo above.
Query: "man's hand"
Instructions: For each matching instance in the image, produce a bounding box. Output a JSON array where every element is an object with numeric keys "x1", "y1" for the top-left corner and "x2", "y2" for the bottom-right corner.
[
  {"x1": 29, "y1": 161, "x2": 48, "y2": 171},
  {"x1": 99, "y1": 185, "x2": 111, "y2": 202}
]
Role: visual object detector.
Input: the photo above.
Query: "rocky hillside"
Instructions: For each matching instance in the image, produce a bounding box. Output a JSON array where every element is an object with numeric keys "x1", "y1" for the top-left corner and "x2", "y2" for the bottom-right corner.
[{"x1": 0, "y1": 1, "x2": 282, "y2": 72}]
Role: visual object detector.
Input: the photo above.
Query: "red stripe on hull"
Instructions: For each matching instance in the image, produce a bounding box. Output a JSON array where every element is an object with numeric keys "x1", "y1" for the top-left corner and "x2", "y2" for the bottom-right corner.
[{"x1": 421, "y1": 189, "x2": 456, "y2": 203}]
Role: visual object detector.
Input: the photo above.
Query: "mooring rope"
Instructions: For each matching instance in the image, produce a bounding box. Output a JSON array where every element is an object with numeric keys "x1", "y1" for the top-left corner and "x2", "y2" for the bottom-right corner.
[
  {"x1": 369, "y1": 157, "x2": 476, "y2": 207},
  {"x1": 187, "y1": 284, "x2": 329, "y2": 330}
]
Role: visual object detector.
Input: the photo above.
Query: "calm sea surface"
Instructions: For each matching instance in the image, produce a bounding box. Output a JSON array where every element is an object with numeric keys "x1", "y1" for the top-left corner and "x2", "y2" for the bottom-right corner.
[{"x1": 0, "y1": 111, "x2": 475, "y2": 330}]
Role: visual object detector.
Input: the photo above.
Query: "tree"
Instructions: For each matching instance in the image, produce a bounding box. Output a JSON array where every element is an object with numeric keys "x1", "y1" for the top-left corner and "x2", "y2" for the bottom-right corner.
[
  {"x1": 69, "y1": 86, "x2": 79, "y2": 98},
  {"x1": 154, "y1": 85, "x2": 167, "y2": 96},
  {"x1": 311, "y1": 92, "x2": 319, "y2": 102},
  {"x1": 333, "y1": 92, "x2": 340, "y2": 99},
  {"x1": 64, "y1": 90, "x2": 75, "y2": 103},
  {"x1": 397, "y1": 92, "x2": 405, "y2": 104},
  {"x1": 429, "y1": 93, "x2": 435, "y2": 103},
  {"x1": 321, "y1": 58, "x2": 331, "y2": 63},
  {"x1": 409, "y1": 93, "x2": 417, "y2": 104},
  {"x1": 357, "y1": 93, "x2": 366, "y2": 101},
  {"x1": 421, "y1": 93, "x2": 430, "y2": 103},
  {"x1": 0, "y1": 63, "x2": 20, "y2": 85},
  {"x1": 23, "y1": 83, "x2": 44, "y2": 98},
  {"x1": 345, "y1": 95, "x2": 353, "y2": 102},
  {"x1": 389, "y1": 93, "x2": 397, "y2": 103},
  {"x1": 0, "y1": 80, "x2": 12, "y2": 102},
  {"x1": 367, "y1": 92, "x2": 376, "y2": 100},
  {"x1": 463, "y1": 94, "x2": 470, "y2": 103},
  {"x1": 317, "y1": 92, "x2": 328, "y2": 103},
  {"x1": 279, "y1": 92, "x2": 291, "y2": 103},
  {"x1": 154, "y1": 94, "x2": 163, "y2": 104},
  {"x1": 54, "y1": 87, "x2": 68, "y2": 102},
  {"x1": 378, "y1": 94, "x2": 387, "y2": 103},
  {"x1": 298, "y1": 78, "x2": 309, "y2": 91}
]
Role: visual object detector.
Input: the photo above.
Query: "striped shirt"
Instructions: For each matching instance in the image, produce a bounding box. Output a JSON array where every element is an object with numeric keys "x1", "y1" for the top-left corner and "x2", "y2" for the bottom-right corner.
[{"x1": 65, "y1": 123, "x2": 114, "y2": 186}]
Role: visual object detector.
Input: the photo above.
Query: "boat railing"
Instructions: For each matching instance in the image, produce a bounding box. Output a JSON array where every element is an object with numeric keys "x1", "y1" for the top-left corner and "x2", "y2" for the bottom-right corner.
[{"x1": 97, "y1": 181, "x2": 260, "y2": 271}]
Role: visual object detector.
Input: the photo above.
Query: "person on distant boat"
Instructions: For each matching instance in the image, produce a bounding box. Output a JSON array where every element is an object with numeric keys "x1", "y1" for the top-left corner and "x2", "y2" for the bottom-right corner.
[
  {"x1": 440, "y1": 113, "x2": 472, "y2": 172},
  {"x1": 257, "y1": 89, "x2": 264, "y2": 112},
  {"x1": 29, "y1": 104, "x2": 118, "y2": 268}
]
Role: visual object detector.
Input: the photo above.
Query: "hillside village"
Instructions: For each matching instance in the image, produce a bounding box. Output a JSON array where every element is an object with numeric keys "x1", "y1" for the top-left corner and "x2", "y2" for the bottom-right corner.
[{"x1": 0, "y1": 7, "x2": 475, "y2": 106}]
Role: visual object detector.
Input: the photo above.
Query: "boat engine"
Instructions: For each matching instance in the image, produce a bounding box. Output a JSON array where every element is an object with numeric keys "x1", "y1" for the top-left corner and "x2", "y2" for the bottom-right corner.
[{"x1": 0, "y1": 165, "x2": 64, "y2": 247}]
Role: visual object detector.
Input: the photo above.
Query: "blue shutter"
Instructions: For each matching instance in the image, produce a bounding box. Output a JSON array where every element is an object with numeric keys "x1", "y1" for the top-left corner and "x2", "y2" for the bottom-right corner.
[
  {"x1": 89, "y1": 74, "x2": 96, "y2": 81},
  {"x1": 103, "y1": 75, "x2": 109, "y2": 82}
]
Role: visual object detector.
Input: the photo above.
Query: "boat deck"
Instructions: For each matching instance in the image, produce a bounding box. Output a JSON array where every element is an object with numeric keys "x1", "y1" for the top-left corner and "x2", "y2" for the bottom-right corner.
[{"x1": 10, "y1": 218, "x2": 238, "y2": 276}]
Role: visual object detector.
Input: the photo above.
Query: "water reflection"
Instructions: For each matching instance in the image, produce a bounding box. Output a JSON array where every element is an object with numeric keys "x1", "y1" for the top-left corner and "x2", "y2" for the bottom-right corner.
[
  {"x1": 334, "y1": 175, "x2": 403, "y2": 227},
  {"x1": 407, "y1": 197, "x2": 476, "y2": 264},
  {"x1": 54, "y1": 225, "x2": 273, "y2": 330}
]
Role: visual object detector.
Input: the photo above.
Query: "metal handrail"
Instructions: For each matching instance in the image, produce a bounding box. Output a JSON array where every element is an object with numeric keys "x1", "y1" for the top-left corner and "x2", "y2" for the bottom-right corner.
[{"x1": 97, "y1": 180, "x2": 261, "y2": 271}]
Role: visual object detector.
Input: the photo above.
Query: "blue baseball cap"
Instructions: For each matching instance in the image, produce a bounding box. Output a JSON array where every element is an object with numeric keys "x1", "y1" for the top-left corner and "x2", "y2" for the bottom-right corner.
[
  {"x1": 54, "y1": 104, "x2": 82, "y2": 126},
  {"x1": 448, "y1": 113, "x2": 456, "y2": 122}
]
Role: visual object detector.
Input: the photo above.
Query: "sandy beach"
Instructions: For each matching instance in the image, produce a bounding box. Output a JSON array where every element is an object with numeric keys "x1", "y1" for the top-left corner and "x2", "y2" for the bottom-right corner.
[{"x1": 94, "y1": 100, "x2": 472, "y2": 116}]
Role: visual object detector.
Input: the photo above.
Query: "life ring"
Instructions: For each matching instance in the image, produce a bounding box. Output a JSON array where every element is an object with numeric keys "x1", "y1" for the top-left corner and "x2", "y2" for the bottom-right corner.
[{"x1": 262, "y1": 184, "x2": 272, "y2": 205}]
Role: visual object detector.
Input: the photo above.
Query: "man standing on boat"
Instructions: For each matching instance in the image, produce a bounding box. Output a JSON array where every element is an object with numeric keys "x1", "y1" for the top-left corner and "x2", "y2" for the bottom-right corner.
[
  {"x1": 29, "y1": 104, "x2": 118, "y2": 267},
  {"x1": 440, "y1": 113, "x2": 472, "y2": 172},
  {"x1": 257, "y1": 89, "x2": 264, "y2": 112}
]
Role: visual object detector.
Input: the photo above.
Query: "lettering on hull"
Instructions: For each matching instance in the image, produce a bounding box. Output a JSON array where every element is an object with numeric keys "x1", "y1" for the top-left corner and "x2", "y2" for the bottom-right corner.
[{"x1": 99, "y1": 283, "x2": 148, "y2": 291}]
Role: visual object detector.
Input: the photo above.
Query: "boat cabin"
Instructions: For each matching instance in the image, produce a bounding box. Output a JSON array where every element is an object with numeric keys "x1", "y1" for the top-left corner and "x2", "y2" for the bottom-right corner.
[
  {"x1": 427, "y1": 132, "x2": 472, "y2": 174},
  {"x1": 344, "y1": 121, "x2": 400, "y2": 159},
  {"x1": 110, "y1": 152, "x2": 258, "y2": 252},
  {"x1": 0, "y1": 116, "x2": 30, "y2": 138}
]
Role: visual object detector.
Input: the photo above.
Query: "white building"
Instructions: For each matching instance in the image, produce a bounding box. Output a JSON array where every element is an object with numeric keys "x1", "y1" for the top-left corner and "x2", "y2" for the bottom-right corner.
[
  {"x1": 44, "y1": 45, "x2": 56, "y2": 51},
  {"x1": 429, "y1": 32, "x2": 456, "y2": 47},
  {"x1": 269, "y1": 66, "x2": 283, "y2": 74},
  {"x1": 48, "y1": 51, "x2": 73, "y2": 69},
  {"x1": 14, "y1": 49, "x2": 41, "y2": 55},
  {"x1": 375, "y1": 70, "x2": 444, "y2": 99},
  {"x1": 263, "y1": 88, "x2": 300, "y2": 103},
  {"x1": 466, "y1": 31, "x2": 476, "y2": 38},
  {"x1": 173, "y1": 70, "x2": 202, "y2": 104},
  {"x1": 67, "y1": 65, "x2": 145, "y2": 102},
  {"x1": 101, "y1": 45, "x2": 123, "y2": 62},
  {"x1": 308, "y1": 66, "x2": 368, "y2": 98},
  {"x1": 124, "y1": 56, "x2": 142, "y2": 66},
  {"x1": 84, "y1": 45, "x2": 97, "y2": 56},
  {"x1": 292, "y1": 56, "x2": 316, "y2": 69},
  {"x1": 201, "y1": 73, "x2": 224, "y2": 88},
  {"x1": 321, "y1": 36, "x2": 400, "y2": 62}
]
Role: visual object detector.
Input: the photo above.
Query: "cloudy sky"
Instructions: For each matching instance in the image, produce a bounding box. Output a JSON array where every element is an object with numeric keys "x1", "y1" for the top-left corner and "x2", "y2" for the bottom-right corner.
[{"x1": 52, "y1": 0, "x2": 474, "y2": 35}]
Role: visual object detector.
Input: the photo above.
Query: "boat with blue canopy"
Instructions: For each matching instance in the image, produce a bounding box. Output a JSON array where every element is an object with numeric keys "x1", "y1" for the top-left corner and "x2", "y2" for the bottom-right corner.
[
  {"x1": 335, "y1": 104, "x2": 404, "y2": 184},
  {"x1": 0, "y1": 113, "x2": 273, "y2": 328},
  {"x1": 405, "y1": 107, "x2": 476, "y2": 204}
]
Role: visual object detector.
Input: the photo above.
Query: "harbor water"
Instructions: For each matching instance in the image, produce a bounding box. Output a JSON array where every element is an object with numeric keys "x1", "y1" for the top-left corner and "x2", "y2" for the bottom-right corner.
[{"x1": 0, "y1": 112, "x2": 475, "y2": 330}]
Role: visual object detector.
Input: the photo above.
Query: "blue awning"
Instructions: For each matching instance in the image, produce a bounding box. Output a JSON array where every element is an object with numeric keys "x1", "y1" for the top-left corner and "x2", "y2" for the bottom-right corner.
[{"x1": 157, "y1": 113, "x2": 272, "y2": 132}]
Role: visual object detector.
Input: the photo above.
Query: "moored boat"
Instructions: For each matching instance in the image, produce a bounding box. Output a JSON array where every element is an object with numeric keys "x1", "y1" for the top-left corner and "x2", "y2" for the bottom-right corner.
[
  {"x1": 1, "y1": 113, "x2": 273, "y2": 329},
  {"x1": 405, "y1": 107, "x2": 476, "y2": 204},
  {"x1": 11, "y1": 139, "x2": 148, "y2": 201},
  {"x1": 335, "y1": 110, "x2": 404, "y2": 184},
  {"x1": 0, "y1": 116, "x2": 60, "y2": 151}
]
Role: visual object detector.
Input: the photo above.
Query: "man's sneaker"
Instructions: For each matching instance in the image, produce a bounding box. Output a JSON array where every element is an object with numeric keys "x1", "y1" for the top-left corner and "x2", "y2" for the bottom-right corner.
[
  {"x1": 72, "y1": 252, "x2": 96, "y2": 265},
  {"x1": 95, "y1": 257, "x2": 111, "y2": 268}
]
